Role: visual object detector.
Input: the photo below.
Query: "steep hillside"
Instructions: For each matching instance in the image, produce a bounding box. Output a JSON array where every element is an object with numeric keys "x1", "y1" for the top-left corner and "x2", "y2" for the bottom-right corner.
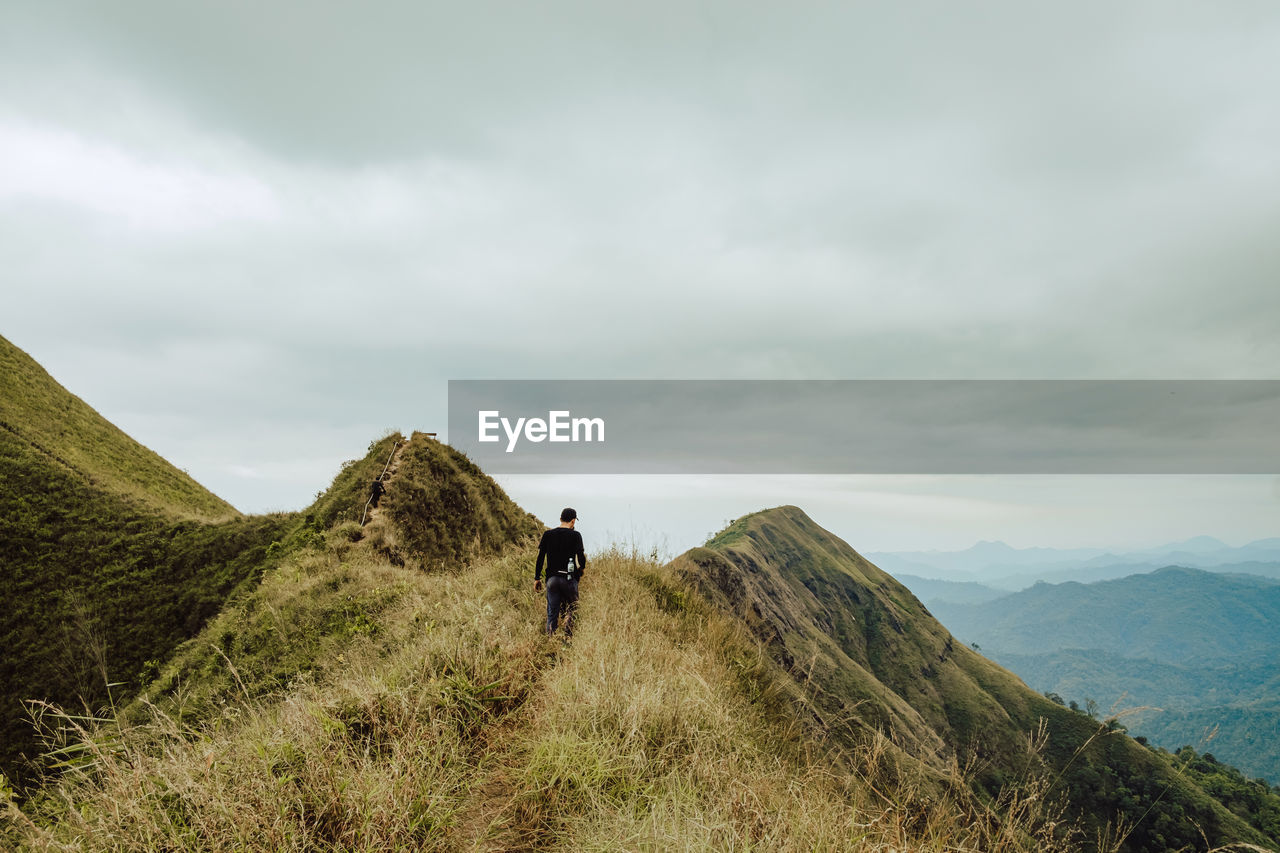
[
  {"x1": 0, "y1": 334, "x2": 532, "y2": 790},
  {"x1": 0, "y1": 335, "x2": 235, "y2": 522},
  {"x1": 1131, "y1": 707, "x2": 1280, "y2": 786},
  {"x1": 0, "y1": 341, "x2": 303, "y2": 787},
  {"x1": 671, "y1": 506, "x2": 1279, "y2": 852}
]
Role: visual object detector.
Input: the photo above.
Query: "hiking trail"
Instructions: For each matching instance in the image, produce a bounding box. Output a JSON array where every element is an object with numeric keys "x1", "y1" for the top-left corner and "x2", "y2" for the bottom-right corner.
[{"x1": 362, "y1": 436, "x2": 409, "y2": 526}]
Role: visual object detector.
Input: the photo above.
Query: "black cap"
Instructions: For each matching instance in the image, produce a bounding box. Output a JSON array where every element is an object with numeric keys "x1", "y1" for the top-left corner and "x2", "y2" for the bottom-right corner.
[{"x1": 560, "y1": 507, "x2": 578, "y2": 522}]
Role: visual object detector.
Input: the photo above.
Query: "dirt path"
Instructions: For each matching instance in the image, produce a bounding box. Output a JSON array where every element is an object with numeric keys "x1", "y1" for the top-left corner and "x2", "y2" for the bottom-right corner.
[
  {"x1": 453, "y1": 639, "x2": 568, "y2": 852},
  {"x1": 363, "y1": 436, "x2": 409, "y2": 526},
  {"x1": 452, "y1": 751, "x2": 522, "y2": 852}
]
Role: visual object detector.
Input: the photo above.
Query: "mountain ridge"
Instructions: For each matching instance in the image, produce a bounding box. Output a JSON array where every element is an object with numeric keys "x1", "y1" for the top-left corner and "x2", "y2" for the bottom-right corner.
[
  {"x1": 673, "y1": 506, "x2": 1279, "y2": 851},
  {"x1": 931, "y1": 566, "x2": 1280, "y2": 665},
  {"x1": 870, "y1": 535, "x2": 1280, "y2": 587},
  {"x1": 8, "y1": 487, "x2": 1280, "y2": 849},
  {"x1": 4, "y1": 337, "x2": 1278, "y2": 849}
]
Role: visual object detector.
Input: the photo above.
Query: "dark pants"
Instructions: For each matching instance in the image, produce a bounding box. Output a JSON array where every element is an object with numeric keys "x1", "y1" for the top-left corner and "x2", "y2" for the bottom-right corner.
[{"x1": 545, "y1": 575, "x2": 579, "y2": 636}]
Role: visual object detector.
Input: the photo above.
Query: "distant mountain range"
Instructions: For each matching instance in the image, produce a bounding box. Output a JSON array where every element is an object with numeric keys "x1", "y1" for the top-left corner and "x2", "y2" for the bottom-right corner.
[
  {"x1": 870, "y1": 536, "x2": 1280, "y2": 589},
  {"x1": 926, "y1": 567, "x2": 1280, "y2": 664},
  {"x1": 910, "y1": 567, "x2": 1280, "y2": 784},
  {"x1": 896, "y1": 573, "x2": 1008, "y2": 605}
]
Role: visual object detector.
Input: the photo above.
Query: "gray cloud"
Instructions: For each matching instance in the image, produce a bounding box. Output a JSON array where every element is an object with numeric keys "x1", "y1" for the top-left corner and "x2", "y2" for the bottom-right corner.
[{"x1": 1, "y1": 1, "x2": 1278, "y2": 539}]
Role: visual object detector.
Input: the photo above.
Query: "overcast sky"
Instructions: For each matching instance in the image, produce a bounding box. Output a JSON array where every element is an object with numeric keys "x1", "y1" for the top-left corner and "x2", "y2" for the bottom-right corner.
[{"x1": 2, "y1": 2, "x2": 1278, "y2": 554}]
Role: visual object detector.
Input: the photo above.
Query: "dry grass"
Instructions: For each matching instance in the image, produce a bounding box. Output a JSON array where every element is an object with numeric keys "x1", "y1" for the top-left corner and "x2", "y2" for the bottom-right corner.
[
  {"x1": 4, "y1": 541, "x2": 1094, "y2": 852},
  {"x1": 486, "y1": 550, "x2": 1084, "y2": 852}
]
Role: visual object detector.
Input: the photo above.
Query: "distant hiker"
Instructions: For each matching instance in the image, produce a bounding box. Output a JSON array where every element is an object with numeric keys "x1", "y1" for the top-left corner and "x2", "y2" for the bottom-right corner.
[
  {"x1": 369, "y1": 475, "x2": 385, "y2": 509},
  {"x1": 535, "y1": 507, "x2": 586, "y2": 636}
]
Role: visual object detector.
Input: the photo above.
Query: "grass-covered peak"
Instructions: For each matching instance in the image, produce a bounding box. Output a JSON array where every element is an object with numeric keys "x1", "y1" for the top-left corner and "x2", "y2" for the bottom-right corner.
[
  {"x1": 0, "y1": 334, "x2": 235, "y2": 522},
  {"x1": 355, "y1": 432, "x2": 543, "y2": 571}
]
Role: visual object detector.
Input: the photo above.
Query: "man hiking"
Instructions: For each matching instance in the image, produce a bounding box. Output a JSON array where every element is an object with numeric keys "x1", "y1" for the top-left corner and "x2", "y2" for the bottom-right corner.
[{"x1": 534, "y1": 507, "x2": 586, "y2": 637}]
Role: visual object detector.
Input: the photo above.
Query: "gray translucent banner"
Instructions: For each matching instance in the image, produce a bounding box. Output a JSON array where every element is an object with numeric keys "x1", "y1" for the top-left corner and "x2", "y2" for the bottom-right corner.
[{"x1": 447, "y1": 380, "x2": 1280, "y2": 474}]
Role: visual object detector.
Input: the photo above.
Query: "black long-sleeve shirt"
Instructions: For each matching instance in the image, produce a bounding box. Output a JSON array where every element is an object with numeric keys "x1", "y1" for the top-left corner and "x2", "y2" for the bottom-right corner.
[{"x1": 536, "y1": 527, "x2": 586, "y2": 581}]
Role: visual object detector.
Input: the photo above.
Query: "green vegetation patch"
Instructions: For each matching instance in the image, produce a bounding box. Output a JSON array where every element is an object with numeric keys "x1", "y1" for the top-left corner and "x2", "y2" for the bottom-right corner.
[{"x1": 0, "y1": 431, "x2": 294, "y2": 787}]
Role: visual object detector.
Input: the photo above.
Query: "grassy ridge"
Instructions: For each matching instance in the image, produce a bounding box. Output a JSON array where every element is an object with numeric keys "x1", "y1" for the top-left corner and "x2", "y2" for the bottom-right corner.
[
  {"x1": 1, "y1": 332, "x2": 273, "y2": 781},
  {"x1": 8, "y1": 495, "x2": 1278, "y2": 850},
  {"x1": 119, "y1": 432, "x2": 542, "y2": 733},
  {"x1": 4, "y1": 537, "x2": 1088, "y2": 852},
  {"x1": 0, "y1": 400, "x2": 533, "y2": 792},
  {"x1": 676, "y1": 506, "x2": 1280, "y2": 852},
  {"x1": 4, "y1": 337, "x2": 1278, "y2": 853},
  {"x1": 5, "y1": 539, "x2": 542, "y2": 850},
  {"x1": 0, "y1": 335, "x2": 236, "y2": 522}
]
